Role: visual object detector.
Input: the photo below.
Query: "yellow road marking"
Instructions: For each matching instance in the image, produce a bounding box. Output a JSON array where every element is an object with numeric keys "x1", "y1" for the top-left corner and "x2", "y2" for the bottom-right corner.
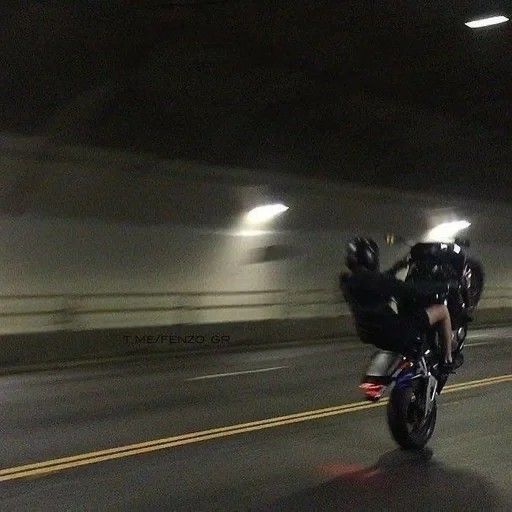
[
  {"x1": 0, "y1": 401, "x2": 384, "y2": 476},
  {"x1": 1, "y1": 373, "x2": 511, "y2": 482}
]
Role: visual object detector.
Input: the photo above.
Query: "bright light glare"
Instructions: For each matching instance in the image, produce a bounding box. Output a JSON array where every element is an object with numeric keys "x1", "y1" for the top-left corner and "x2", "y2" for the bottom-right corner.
[
  {"x1": 465, "y1": 16, "x2": 509, "y2": 28},
  {"x1": 235, "y1": 229, "x2": 271, "y2": 237},
  {"x1": 245, "y1": 203, "x2": 289, "y2": 224},
  {"x1": 426, "y1": 220, "x2": 471, "y2": 242}
]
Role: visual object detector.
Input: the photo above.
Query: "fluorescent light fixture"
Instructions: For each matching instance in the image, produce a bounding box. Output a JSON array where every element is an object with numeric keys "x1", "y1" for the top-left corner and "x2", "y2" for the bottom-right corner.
[
  {"x1": 235, "y1": 229, "x2": 271, "y2": 237},
  {"x1": 465, "y1": 15, "x2": 509, "y2": 28},
  {"x1": 426, "y1": 220, "x2": 471, "y2": 242},
  {"x1": 245, "y1": 203, "x2": 289, "y2": 225}
]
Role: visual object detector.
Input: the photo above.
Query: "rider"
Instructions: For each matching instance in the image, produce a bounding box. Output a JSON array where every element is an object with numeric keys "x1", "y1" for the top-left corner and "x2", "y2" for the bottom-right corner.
[{"x1": 339, "y1": 237, "x2": 458, "y2": 373}]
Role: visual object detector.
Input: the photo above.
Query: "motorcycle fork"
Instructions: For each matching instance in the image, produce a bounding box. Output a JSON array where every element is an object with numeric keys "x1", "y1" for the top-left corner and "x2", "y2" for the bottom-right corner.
[{"x1": 412, "y1": 356, "x2": 438, "y2": 419}]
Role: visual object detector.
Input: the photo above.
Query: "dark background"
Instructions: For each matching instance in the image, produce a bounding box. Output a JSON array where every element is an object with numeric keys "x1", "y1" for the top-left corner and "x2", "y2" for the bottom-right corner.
[{"x1": 1, "y1": 1, "x2": 511, "y2": 199}]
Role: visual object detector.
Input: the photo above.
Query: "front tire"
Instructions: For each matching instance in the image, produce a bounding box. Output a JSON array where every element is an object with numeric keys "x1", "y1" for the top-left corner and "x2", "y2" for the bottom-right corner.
[{"x1": 387, "y1": 384, "x2": 437, "y2": 449}]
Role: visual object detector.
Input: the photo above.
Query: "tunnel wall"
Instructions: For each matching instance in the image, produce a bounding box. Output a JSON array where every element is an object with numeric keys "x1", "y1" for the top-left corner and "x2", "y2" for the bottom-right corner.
[{"x1": 1, "y1": 136, "x2": 512, "y2": 367}]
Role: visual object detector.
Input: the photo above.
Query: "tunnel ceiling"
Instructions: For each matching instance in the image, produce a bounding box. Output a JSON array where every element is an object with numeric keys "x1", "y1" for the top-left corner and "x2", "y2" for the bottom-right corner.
[{"x1": 1, "y1": 1, "x2": 512, "y2": 200}]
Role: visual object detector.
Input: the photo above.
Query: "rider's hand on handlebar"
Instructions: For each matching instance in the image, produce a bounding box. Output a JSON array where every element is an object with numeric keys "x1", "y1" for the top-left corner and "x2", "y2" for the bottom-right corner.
[
  {"x1": 400, "y1": 255, "x2": 411, "y2": 267},
  {"x1": 389, "y1": 255, "x2": 410, "y2": 274}
]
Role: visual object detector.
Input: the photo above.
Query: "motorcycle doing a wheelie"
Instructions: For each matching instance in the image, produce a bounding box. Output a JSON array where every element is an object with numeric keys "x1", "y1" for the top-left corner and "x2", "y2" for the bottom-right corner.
[{"x1": 359, "y1": 239, "x2": 484, "y2": 449}]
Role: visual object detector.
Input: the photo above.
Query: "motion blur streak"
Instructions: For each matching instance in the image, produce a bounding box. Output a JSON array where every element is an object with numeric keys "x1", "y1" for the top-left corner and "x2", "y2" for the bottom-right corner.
[{"x1": 1, "y1": 373, "x2": 510, "y2": 482}]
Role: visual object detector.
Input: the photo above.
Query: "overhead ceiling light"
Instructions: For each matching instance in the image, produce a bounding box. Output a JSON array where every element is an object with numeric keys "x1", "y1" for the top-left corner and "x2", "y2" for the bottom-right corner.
[
  {"x1": 426, "y1": 220, "x2": 471, "y2": 242},
  {"x1": 235, "y1": 229, "x2": 271, "y2": 237},
  {"x1": 465, "y1": 15, "x2": 509, "y2": 28},
  {"x1": 245, "y1": 203, "x2": 289, "y2": 225}
]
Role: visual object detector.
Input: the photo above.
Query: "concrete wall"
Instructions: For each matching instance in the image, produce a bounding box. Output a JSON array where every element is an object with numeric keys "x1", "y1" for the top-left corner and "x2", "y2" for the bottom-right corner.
[
  {"x1": 1, "y1": 135, "x2": 512, "y2": 366},
  {"x1": 2, "y1": 211, "x2": 510, "y2": 335}
]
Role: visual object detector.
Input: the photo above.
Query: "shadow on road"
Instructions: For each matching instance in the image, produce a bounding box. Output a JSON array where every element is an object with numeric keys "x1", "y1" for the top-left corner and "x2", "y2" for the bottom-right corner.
[{"x1": 261, "y1": 448, "x2": 508, "y2": 512}]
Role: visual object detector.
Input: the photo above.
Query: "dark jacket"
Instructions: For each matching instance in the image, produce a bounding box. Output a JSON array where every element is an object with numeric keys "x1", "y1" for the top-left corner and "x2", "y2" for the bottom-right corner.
[{"x1": 340, "y1": 265, "x2": 448, "y2": 344}]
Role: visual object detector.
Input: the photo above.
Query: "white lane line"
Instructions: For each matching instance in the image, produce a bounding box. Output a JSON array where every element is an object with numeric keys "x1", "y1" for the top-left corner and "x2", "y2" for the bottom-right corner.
[
  {"x1": 465, "y1": 341, "x2": 501, "y2": 347},
  {"x1": 186, "y1": 366, "x2": 289, "y2": 381},
  {"x1": 468, "y1": 330, "x2": 512, "y2": 340}
]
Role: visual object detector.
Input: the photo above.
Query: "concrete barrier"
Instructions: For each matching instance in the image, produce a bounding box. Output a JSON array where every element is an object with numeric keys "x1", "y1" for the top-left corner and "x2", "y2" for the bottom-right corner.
[
  {"x1": 0, "y1": 306, "x2": 509, "y2": 371},
  {"x1": 0, "y1": 316, "x2": 353, "y2": 367}
]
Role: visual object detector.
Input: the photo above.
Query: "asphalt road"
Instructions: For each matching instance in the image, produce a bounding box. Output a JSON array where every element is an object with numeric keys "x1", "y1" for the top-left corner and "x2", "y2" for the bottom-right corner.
[{"x1": 0, "y1": 327, "x2": 511, "y2": 511}]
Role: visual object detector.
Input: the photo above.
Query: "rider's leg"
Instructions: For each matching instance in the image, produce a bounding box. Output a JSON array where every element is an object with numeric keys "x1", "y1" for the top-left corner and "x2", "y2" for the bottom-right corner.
[{"x1": 424, "y1": 304, "x2": 454, "y2": 364}]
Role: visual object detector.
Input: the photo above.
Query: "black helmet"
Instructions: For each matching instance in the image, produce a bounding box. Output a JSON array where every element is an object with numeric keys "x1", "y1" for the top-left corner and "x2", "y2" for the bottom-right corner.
[{"x1": 346, "y1": 237, "x2": 379, "y2": 272}]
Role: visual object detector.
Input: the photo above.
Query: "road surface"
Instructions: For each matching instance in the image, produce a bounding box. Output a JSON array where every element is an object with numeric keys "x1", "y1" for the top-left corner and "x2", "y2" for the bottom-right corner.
[{"x1": 1, "y1": 328, "x2": 511, "y2": 511}]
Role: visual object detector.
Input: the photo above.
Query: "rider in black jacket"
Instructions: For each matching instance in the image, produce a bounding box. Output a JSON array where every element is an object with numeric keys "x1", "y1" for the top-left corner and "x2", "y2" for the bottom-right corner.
[{"x1": 340, "y1": 238, "x2": 457, "y2": 371}]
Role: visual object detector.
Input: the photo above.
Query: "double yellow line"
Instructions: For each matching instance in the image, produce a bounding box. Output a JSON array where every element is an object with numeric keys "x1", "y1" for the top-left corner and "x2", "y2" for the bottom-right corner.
[{"x1": 1, "y1": 373, "x2": 510, "y2": 482}]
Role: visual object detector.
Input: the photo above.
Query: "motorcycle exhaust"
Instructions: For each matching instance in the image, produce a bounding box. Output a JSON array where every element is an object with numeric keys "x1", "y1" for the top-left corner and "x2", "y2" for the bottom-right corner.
[{"x1": 360, "y1": 350, "x2": 404, "y2": 401}]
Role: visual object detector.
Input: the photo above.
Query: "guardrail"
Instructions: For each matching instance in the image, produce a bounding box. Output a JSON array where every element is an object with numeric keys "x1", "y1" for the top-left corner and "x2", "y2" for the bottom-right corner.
[
  {"x1": 0, "y1": 289, "x2": 348, "y2": 335},
  {"x1": 0, "y1": 287, "x2": 509, "y2": 335}
]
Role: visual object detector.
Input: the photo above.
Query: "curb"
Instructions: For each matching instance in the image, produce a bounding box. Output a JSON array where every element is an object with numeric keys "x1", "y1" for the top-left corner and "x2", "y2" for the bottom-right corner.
[
  {"x1": 0, "y1": 332, "x2": 357, "y2": 376},
  {"x1": 0, "y1": 320, "x2": 509, "y2": 377}
]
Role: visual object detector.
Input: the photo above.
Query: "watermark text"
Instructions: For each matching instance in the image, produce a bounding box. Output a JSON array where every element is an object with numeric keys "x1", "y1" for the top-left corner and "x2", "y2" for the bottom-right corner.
[{"x1": 123, "y1": 334, "x2": 230, "y2": 345}]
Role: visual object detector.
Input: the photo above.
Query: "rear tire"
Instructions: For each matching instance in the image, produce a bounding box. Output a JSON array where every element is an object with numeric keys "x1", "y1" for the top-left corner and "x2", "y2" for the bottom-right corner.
[
  {"x1": 465, "y1": 258, "x2": 485, "y2": 309},
  {"x1": 387, "y1": 384, "x2": 437, "y2": 450},
  {"x1": 456, "y1": 324, "x2": 467, "y2": 345},
  {"x1": 455, "y1": 324, "x2": 468, "y2": 353}
]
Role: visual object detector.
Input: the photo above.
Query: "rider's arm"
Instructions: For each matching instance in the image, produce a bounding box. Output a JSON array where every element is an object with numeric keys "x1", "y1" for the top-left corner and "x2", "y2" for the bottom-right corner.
[{"x1": 383, "y1": 255, "x2": 410, "y2": 277}]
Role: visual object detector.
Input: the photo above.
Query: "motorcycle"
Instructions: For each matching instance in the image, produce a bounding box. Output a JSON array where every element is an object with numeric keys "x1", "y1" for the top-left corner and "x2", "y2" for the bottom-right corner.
[{"x1": 359, "y1": 238, "x2": 484, "y2": 449}]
